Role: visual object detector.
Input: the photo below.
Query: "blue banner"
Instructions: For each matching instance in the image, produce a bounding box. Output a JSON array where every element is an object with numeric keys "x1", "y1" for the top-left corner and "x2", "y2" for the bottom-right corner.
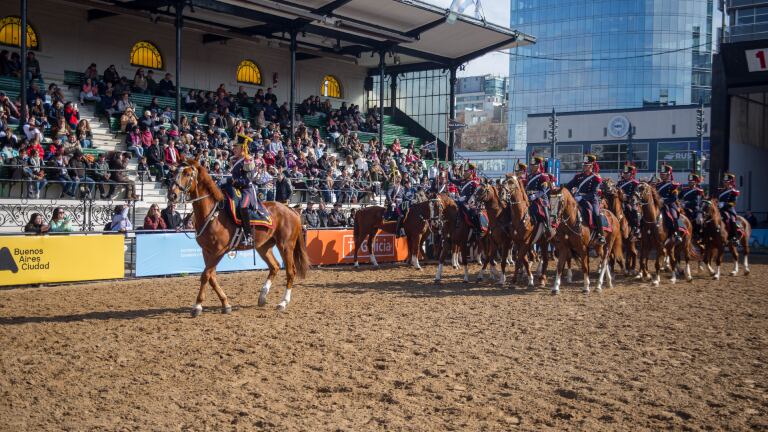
[
  {"x1": 135, "y1": 232, "x2": 282, "y2": 277},
  {"x1": 751, "y1": 229, "x2": 768, "y2": 248}
]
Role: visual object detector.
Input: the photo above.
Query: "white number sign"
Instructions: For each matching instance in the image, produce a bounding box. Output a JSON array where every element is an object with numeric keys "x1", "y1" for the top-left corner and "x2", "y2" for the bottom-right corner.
[{"x1": 746, "y1": 48, "x2": 768, "y2": 72}]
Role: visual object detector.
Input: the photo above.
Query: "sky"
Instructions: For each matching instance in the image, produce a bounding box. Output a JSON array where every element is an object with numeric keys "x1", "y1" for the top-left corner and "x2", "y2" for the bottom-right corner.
[{"x1": 426, "y1": 0, "x2": 511, "y2": 77}]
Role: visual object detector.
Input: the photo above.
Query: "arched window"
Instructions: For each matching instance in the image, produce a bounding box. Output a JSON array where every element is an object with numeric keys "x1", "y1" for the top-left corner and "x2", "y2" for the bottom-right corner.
[
  {"x1": 236, "y1": 60, "x2": 262, "y2": 85},
  {"x1": 130, "y1": 41, "x2": 163, "y2": 69},
  {"x1": 321, "y1": 75, "x2": 342, "y2": 98},
  {"x1": 0, "y1": 16, "x2": 39, "y2": 50}
]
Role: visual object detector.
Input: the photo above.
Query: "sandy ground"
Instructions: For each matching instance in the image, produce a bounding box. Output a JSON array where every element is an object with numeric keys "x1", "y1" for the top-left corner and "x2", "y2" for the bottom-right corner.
[{"x1": 0, "y1": 257, "x2": 767, "y2": 431}]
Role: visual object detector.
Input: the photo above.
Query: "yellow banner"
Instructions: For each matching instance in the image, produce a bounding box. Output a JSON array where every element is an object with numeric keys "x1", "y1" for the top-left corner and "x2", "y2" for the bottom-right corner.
[{"x1": 0, "y1": 235, "x2": 124, "y2": 286}]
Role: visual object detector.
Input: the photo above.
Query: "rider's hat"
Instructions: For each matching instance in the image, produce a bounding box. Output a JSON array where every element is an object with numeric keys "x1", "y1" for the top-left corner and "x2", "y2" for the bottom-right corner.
[
  {"x1": 723, "y1": 172, "x2": 736, "y2": 182},
  {"x1": 515, "y1": 162, "x2": 527, "y2": 172},
  {"x1": 622, "y1": 163, "x2": 637, "y2": 175},
  {"x1": 659, "y1": 164, "x2": 673, "y2": 174},
  {"x1": 530, "y1": 155, "x2": 544, "y2": 166},
  {"x1": 583, "y1": 154, "x2": 597, "y2": 165},
  {"x1": 466, "y1": 162, "x2": 477, "y2": 171},
  {"x1": 688, "y1": 173, "x2": 701, "y2": 183}
]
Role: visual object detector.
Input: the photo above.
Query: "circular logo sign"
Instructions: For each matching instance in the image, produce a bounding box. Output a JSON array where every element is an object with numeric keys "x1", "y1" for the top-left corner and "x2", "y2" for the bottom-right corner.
[{"x1": 608, "y1": 115, "x2": 630, "y2": 138}]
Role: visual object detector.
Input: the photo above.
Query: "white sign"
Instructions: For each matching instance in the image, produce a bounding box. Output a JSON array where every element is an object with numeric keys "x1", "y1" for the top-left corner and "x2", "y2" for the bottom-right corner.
[
  {"x1": 746, "y1": 48, "x2": 768, "y2": 72},
  {"x1": 608, "y1": 115, "x2": 630, "y2": 138}
]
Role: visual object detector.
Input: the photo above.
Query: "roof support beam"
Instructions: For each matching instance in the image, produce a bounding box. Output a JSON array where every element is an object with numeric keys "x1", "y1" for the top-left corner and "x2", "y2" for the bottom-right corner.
[
  {"x1": 202, "y1": 33, "x2": 230, "y2": 44},
  {"x1": 189, "y1": 0, "x2": 293, "y2": 27},
  {"x1": 366, "y1": 61, "x2": 446, "y2": 76},
  {"x1": 452, "y1": 36, "x2": 518, "y2": 65},
  {"x1": 87, "y1": 9, "x2": 118, "y2": 22}
]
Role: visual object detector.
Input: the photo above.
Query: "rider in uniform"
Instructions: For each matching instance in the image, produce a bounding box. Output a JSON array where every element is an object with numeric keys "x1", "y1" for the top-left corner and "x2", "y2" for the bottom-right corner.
[
  {"x1": 717, "y1": 172, "x2": 741, "y2": 244},
  {"x1": 525, "y1": 156, "x2": 554, "y2": 237},
  {"x1": 448, "y1": 162, "x2": 481, "y2": 234},
  {"x1": 617, "y1": 163, "x2": 641, "y2": 237},
  {"x1": 387, "y1": 173, "x2": 406, "y2": 237},
  {"x1": 564, "y1": 154, "x2": 605, "y2": 244},
  {"x1": 228, "y1": 134, "x2": 258, "y2": 245},
  {"x1": 656, "y1": 164, "x2": 683, "y2": 243},
  {"x1": 514, "y1": 161, "x2": 528, "y2": 188},
  {"x1": 680, "y1": 172, "x2": 705, "y2": 235}
]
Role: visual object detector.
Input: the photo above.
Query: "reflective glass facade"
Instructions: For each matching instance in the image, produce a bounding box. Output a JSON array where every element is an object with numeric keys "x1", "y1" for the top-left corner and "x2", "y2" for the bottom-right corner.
[{"x1": 508, "y1": 0, "x2": 714, "y2": 150}]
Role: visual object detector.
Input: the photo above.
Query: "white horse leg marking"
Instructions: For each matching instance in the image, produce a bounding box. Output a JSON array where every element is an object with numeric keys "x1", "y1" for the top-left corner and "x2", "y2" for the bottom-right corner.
[
  {"x1": 566, "y1": 268, "x2": 573, "y2": 284},
  {"x1": 477, "y1": 266, "x2": 485, "y2": 282},
  {"x1": 463, "y1": 265, "x2": 469, "y2": 283},
  {"x1": 193, "y1": 303, "x2": 203, "y2": 314},
  {"x1": 370, "y1": 253, "x2": 379, "y2": 267},
  {"x1": 258, "y1": 279, "x2": 272, "y2": 306},
  {"x1": 670, "y1": 267, "x2": 677, "y2": 284},
  {"x1": 490, "y1": 263, "x2": 498, "y2": 281},
  {"x1": 527, "y1": 271, "x2": 535, "y2": 288},
  {"x1": 706, "y1": 263, "x2": 715, "y2": 276},
  {"x1": 597, "y1": 256, "x2": 610, "y2": 291},
  {"x1": 685, "y1": 263, "x2": 692, "y2": 282},
  {"x1": 714, "y1": 265, "x2": 721, "y2": 280},
  {"x1": 452, "y1": 252, "x2": 459, "y2": 269},
  {"x1": 354, "y1": 260, "x2": 359, "y2": 268},
  {"x1": 411, "y1": 255, "x2": 421, "y2": 270},
  {"x1": 731, "y1": 259, "x2": 739, "y2": 276},
  {"x1": 607, "y1": 266, "x2": 614, "y2": 289},
  {"x1": 498, "y1": 271, "x2": 506, "y2": 286},
  {"x1": 435, "y1": 263, "x2": 444, "y2": 282},
  {"x1": 277, "y1": 288, "x2": 292, "y2": 312},
  {"x1": 552, "y1": 273, "x2": 561, "y2": 294},
  {"x1": 652, "y1": 273, "x2": 660, "y2": 287},
  {"x1": 582, "y1": 274, "x2": 590, "y2": 293},
  {"x1": 744, "y1": 256, "x2": 750, "y2": 275}
]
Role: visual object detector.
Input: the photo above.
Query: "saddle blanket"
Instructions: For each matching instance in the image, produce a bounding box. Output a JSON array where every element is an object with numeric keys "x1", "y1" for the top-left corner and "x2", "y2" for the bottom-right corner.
[
  {"x1": 461, "y1": 207, "x2": 489, "y2": 234},
  {"x1": 579, "y1": 206, "x2": 612, "y2": 233},
  {"x1": 223, "y1": 184, "x2": 273, "y2": 228}
]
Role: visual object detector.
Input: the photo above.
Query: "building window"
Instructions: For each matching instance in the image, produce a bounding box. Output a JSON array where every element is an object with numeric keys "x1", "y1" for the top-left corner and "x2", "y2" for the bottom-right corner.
[
  {"x1": 528, "y1": 145, "x2": 553, "y2": 162},
  {"x1": 543, "y1": 130, "x2": 547, "y2": 139},
  {"x1": 590, "y1": 142, "x2": 649, "y2": 171},
  {"x1": 321, "y1": 75, "x2": 342, "y2": 98},
  {"x1": 130, "y1": 41, "x2": 163, "y2": 69},
  {"x1": 568, "y1": 129, "x2": 573, "y2": 138},
  {"x1": 236, "y1": 60, "x2": 262, "y2": 85},
  {"x1": 555, "y1": 144, "x2": 583, "y2": 171},
  {"x1": 704, "y1": 123, "x2": 708, "y2": 133},
  {"x1": 672, "y1": 124, "x2": 676, "y2": 135},
  {"x1": 603, "y1": 127, "x2": 607, "y2": 137},
  {"x1": 0, "y1": 16, "x2": 38, "y2": 50}
]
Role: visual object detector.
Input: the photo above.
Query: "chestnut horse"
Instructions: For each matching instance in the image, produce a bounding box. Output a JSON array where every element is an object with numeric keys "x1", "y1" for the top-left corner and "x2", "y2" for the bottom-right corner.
[
  {"x1": 548, "y1": 188, "x2": 622, "y2": 294},
  {"x1": 602, "y1": 180, "x2": 637, "y2": 275},
  {"x1": 433, "y1": 192, "x2": 490, "y2": 283},
  {"x1": 352, "y1": 200, "x2": 438, "y2": 269},
  {"x1": 636, "y1": 183, "x2": 697, "y2": 286},
  {"x1": 700, "y1": 198, "x2": 751, "y2": 279},
  {"x1": 470, "y1": 183, "x2": 513, "y2": 286},
  {"x1": 168, "y1": 157, "x2": 309, "y2": 316}
]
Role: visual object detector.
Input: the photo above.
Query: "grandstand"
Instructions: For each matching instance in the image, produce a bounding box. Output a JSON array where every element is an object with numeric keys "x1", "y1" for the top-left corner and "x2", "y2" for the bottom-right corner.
[{"x1": 0, "y1": 0, "x2": 534, "y2": 233}]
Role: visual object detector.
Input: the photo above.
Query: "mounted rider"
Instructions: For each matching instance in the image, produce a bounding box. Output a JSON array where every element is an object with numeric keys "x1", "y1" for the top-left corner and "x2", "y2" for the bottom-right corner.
[
  {"x1": 717, "y1": 172, "x2": 741, "y2": 244},
  {"x1": 656, "y1": 163, "x2": 684, "y2": 244},
  {"x1": 226, "y1": 134, "x2": 260, "y2": 245},
  {"x1": 564, "y1": 154, "x2": 605, "y2": 244},
  {"x1": 680, "y1": 172, "x2": 705, "y2": 235},
  {"x1": 388, "y1": 173, "x2": 415, "y2": 237},
  {"x1": 525, "y1": 156, "x2": 554, "y2": 237},
  {"x1": 514, "y1": 161, "x2": 528, "y2": 188},
  {"x1": 617, "y1": 162, "x2": 641, "y2": 237},
  {"x1": 448, "y1": 162, "x2": 482, "y2": 234}
]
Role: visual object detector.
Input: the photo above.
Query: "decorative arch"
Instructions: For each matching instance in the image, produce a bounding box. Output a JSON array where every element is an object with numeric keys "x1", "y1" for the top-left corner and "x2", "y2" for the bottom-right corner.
[
  {"x1": 0, "y1": 16, "x2": 39, "y2": 50},
  {"x1": 130, "y1": 41, "x2": 163, "y2": 69},
  {"x1": 236, "y1": 60, "x2": 262, "y2": 85},
  {"x1": 321, "y1": 75, "x2": 342, "y2": 98}
]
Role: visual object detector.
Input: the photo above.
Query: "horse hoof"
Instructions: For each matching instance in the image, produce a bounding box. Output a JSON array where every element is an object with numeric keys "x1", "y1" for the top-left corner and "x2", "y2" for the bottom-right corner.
[
  {"x1": 191, "y1": 307, "x2": 202, "y2": 318},
  {"x1": 222, "y1": 305, "x2": 232, "y2": 314},
  {"x1": 686, "y1": 276, "x2": 693, "y2": 283},
  {"x1": 434, "y1": 279, "x2": 441, "y2": 285},
  {"x1": 276, "y1": 303, "x2": 287, "y2": 312},
  {"x1": 744, "y1": 270, "x2": 751, "y2": 276},
  {"x1": 258, "y1": 296, "x2": 267, "y2": 307},
  {"x1": 730, "y1": 271, "x2": 738, "y2": 277},
  {"x1": 652, "y1": 281, "x2": 660, "y2": 287},
  {"x1": 551, "y1": 289, "x2": 559, "y2": 295},
  {"x1": 713, "y1": 275, "x2": 720, "y2": 281},
  {"x1": 582, "y1": 289, "x2": 590, "y2": 294}
]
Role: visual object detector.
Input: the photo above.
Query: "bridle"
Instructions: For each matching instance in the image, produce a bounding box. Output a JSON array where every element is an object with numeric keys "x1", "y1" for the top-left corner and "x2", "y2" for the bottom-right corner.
[
  {"x1": 637, "y1": 184, "x2": 661, "y2": 226},
  {"x1": 550, "y1": 193, "x2": 582, "y2": 236},
  {"x1": 171, "y1": 164, "x2": 217, "y2": 239}
]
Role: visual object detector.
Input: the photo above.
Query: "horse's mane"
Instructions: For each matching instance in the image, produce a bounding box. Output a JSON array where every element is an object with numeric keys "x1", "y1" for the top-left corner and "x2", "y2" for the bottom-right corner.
[
  {"x1": 504, "y1": 175, "x2": 528, "y2": 204},
  {"x1": 187, "y1": 159, "x2": 225, "y2": 202},
  {"x1": 638, "y1": 181, "x2": 661, "y2": 208}
]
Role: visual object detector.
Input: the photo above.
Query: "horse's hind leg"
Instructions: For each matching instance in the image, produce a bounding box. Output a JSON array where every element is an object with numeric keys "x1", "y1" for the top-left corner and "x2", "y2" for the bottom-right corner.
[
  {"x1": 256, "y1": 243, "x2": 279, "y2": 307},
  {"x1": 193, "y1": 253, "x2": 228, "y2": 317},
  {"x1": 367, "y1": 228, "x2": 379, "y2": 267},
  {"x1": 276, "y1": 241, "x2": 296, "y2": 312}
]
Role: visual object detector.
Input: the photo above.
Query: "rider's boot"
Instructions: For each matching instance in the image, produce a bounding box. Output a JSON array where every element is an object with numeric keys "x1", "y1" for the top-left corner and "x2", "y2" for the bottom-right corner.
[
  {"x1": 395, "y1": 216, "x2": 405, "y2": 237},
  {"x1": 595, "y1": 212, "x2": 606, "y2": 244},
  {"x1": 729, "y1": 219, "x2": 739, "y2": 244},
  {"x1": 239, "y1": 208, "x2": 253, "y2": 246},
  {"x1": 543, "y1": 207, "x2": 554, "y2": 237}
]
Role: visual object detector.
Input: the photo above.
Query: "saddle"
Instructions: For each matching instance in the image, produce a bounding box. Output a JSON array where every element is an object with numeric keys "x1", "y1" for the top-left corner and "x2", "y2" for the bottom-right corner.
[
  {"x1": 662, "y1": 205, "x2": 688, "y2": 233},
  {"x1": 223, "y1": 184, "x2": 273, "y2": 228},
  {"x1": 529, "y1": 199, "x2": 548, "y2": 225},
  {"x1": 578, "y1": 203, "x2": 611, "y2": 232},
  {"x1": 460, "y1": 206, "x2": 489, "y2": 234}
]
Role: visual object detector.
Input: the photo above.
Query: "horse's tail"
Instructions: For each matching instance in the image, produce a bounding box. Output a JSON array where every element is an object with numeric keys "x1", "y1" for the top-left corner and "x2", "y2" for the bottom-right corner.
[
  {"x1": 685, "y1": 234, "x2": 701, "y2": 262},
  {"x1": 294, "y1": 232, "x2": 310, "y2": 280}
]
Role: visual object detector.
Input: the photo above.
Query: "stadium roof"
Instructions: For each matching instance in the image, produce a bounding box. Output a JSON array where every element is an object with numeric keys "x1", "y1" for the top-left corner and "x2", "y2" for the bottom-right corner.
[{"x1": 80, "y1": 0, "x2": 536, "y2": 72}]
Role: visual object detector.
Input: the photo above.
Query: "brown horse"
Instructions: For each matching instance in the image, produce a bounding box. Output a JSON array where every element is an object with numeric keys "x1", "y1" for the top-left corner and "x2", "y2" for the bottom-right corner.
[
  {"x1": 401, "y1": 199, "x2": 443, "y2": 270},
  {"x1": 470, "y1": 183, "x2": 513, "y2": 286},
  {"x1": 167, "y1": 157, "x2": 309, "y2": 316},
  {"x1": 602, "y1": 180, "x2": 637, "y2": 275},
  {"x1": 700, "y1": 199, "x2": 751, "y2": 278},
  {"x1": 433, "y1": 192, "x2": 489, "y2": 283},
  {"x1": 548, "y1": 188, "x2": 621, "y2": 293},
  {"x1": 636, "y1": 183, "x2": 697, "y2": 286},
  {"x1": 352, "y1": 200, "x2": 436, "y2": 269}
]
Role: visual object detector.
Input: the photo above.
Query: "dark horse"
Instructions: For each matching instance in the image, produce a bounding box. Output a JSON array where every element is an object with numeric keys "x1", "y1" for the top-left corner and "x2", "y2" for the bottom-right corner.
[
  {"x1": 167, "y1": 157, "x2": 309, "y2": 316},
  {"x1": 700, "y1": 198, "x2": 751, "y2": 279}
]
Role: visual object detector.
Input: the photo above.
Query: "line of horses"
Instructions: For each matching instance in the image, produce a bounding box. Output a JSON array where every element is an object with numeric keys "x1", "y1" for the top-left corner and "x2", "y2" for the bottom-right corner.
[{"x1": 353, "y1": 175, "x2": 752, "y2": 294}]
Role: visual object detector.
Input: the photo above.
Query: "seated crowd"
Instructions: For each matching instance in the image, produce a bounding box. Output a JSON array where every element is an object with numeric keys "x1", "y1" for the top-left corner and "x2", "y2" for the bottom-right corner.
[{"x1": 7, "y1": 60, "x2": 448, "y2": 234}]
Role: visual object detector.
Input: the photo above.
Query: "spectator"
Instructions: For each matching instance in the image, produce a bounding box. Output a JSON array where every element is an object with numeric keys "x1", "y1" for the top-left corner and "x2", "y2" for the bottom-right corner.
[
  {"x1": 157, "y1": 73, "x2": 176, "y2": 97},
  {"x1": 23, "y1": 117, "x2": 43, "y2": 142},
  {"x1": 79, "y1": 78, "x2": 100, "y2": 104},
  {"x1": 117, "y1": 92, "x2": 134, "y2": 114},
  {"x1": 49, "y1": 207, "x2": 75, "y2": 232},
  {"x1": 746, "y1": 211, "x2": 758, "y2": 228},
  {"x1": 137, "y1": 156, "x2": 150, "y2": 182},
  {"x1": 125, "y1": 126, "x2": 144, "y2": 159},
  {"x1": 24, "y1": 212, "x2": 49, "y2": 234},
  {"x1": 51, "y1": 152, "x2": 77, "y2": 198},
  {"x1": 0, "y1": 92, "x2": 20, "y2": 124},
  {"x1": 274, "y1": 169, "x2": 293, "y2": 204},
  {"x1": 68, "y1": 150, "x2": 96, "y2": 198},
  {"x1": 26, "y1": 52, "x2": 41, "y2": 81},
  {"x1": 23, "y1": 148, "x2": 46, "y2": 198},
  {"x1": 146, "y1": 70, "x2": 158, "y2": 95},
  {"x1": 89, "y1": 152, "x2": 111, "y2": 199},
  {"x1": 328, "y1": 202, "x2": 345, "y2": 227},
  {"x1": 161, "y1": 202, "x2": 182, "y2": 230},
  {"x1": 146, "y1": 139, "x2": 167, "y2": 182},
  {"x1": 108, "y1": 205, "x2": 133, "y2": 232},
  {"x1": 75, "y1": 119, "x2": 94, "y2": 149},
  {"x1": 143, "y1": 204, "x2": 167, "y2": 230},
  {"x1": 0, "y1": 50, "x2": 11, "y2": 77},
  {"x1": 63, "y1": 102, "x2": 79, "y2": 130},
  {"x1": 103, "y1": 65, "x2": 119, "y2": 86},
  {"x1": 83, "y1": 63, "x2": 98, "y2": 82},
  {"x1": 302, "y1": 202, "x2": 320, "y2": 228},
  {"x1": 132, "y1": 68, "x2": 149, "y2": 94},
  {"x1": 108, "y1": 152, "x2": 138, "y2": 200},
  {"x1": 120, "y1": 106, "x2": 138, "y2": 132}
]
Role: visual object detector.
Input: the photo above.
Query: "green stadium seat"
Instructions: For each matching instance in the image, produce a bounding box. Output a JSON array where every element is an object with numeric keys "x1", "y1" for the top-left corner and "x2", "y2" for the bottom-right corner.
[{"x1": 63, "y1": 70, "x2": 85, "y2": 88}]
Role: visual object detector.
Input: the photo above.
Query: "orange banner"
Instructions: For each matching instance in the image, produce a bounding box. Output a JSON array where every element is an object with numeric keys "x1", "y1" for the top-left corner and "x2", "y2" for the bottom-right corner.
[{"x1": 305, "y1": 229, "x2": 409, "y2": 265}]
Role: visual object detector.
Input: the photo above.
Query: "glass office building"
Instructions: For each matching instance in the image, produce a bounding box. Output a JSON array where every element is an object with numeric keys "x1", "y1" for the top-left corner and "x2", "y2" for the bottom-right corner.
[{"x1": 508, "y1": 0, "x2": 714, "y2": 150}]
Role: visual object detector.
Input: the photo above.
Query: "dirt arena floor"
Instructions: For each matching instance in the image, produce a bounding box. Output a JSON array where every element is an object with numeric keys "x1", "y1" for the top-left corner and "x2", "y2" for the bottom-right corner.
[{"x1": 1, "y1": 257, "x2": 767, "y2": 431}]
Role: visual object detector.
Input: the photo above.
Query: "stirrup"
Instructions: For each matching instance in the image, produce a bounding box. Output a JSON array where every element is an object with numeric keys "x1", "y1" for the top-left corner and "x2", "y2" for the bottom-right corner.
[
  {"x1": 597, "y1": 234, "x2": 606, "y2": 244},
  {"x1": 673, "y1": 233, "x2": 682, "y2": 244}
]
